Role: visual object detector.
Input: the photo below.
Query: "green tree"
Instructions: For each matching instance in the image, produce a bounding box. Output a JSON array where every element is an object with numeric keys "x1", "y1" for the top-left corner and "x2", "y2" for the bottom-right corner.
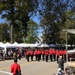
[
  {"x1": 24, "y1": 20, "x2": 39, "y2": 43},
  {"x1": 60, "y1": 10, "x2": 75, "y2": 44},
  {"x1": 0, "y1": 23, "x2": 10, "y2": 42},
  {"x1": 40, "y1": 0, "x2": 69, "y2": 44},
  {"x1": 0, "y1": 0, "x2": 39, "y2": 43}
]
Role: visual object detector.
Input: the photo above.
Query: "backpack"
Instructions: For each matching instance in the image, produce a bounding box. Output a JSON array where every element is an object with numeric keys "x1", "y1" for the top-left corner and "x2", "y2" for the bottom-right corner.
[{"x1": 16, "y1": 66, "x2": 22, "y2": 75}]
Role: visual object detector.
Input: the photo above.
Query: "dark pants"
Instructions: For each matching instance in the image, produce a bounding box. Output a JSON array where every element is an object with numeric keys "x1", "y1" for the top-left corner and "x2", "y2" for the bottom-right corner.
[
  {"x1": 42, "y1": 54, "x2": 44, "y2": 60},
  {"x1": 46, "y1": 55, "x2": 48, "y2": 62},
  {"x1": 36, "y1": 54, "x2": 38, "y2": 60},
  {"x1": 38, "y1": 54, "x2": 40, "y2": 61},
  {"x1": 26, "y1": 55, "x2": 29, "y2": 62},
  {"x1": 57, "y1": 55, "x2": 59, "y2": 62},
  {"x1": 53, "y1": 54, "x2": 56, "y2": 61},
  {"x1": 31, "y1": 55, "x2": 33, "y2": 61},
  {"x1": 50, "y1": 55, "x2": 53, "y2": 61},
  {"x1": 39, "y1": 54, "x2": 41, "y2": 60}
]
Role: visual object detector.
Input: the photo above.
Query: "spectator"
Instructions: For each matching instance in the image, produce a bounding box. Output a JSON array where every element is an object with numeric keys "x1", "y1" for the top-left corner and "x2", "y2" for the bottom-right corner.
[
  {"x1": 11, "y1": 58, "x2": 21, "y2": 75},
  {"x1": 57, "y1": 56, "x2": 64, "y2": 71}
]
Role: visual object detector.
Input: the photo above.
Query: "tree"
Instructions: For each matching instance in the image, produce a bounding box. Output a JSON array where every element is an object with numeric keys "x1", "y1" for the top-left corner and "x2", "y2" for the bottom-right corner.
[
  {"x1": 40, "y1": 0, "x2": 69, "y2": 44},
  {"x1": 0, "y1": 0, "x2": 39, "y2": 43},
  {"x1": 60, "y1": 10, "x2": 75, "y2": 44},
  {"x1": 0, "y1": 23, "x2": 10, "y2": 42},
  {"x1": 39, "y1": 0, "x2": 75, "y2": 44},
  {"x1": 24, "y1": 20, "x2": 39, "y2": 43}
]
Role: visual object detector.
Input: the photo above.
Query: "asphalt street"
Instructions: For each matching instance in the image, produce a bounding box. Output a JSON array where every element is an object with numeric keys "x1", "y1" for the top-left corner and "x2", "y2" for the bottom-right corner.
[{"x1": 0, "y1": 58, "x2": 66, "y2": 75}]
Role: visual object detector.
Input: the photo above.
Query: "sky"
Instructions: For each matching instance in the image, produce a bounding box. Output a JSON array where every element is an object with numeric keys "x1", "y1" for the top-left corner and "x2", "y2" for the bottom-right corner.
[
  {"x1": 0, "y1": 19, "x2": 5, "y2": 23},
  {"x1": 31, "y1": 16, "x2": 43, "y2": 37}
]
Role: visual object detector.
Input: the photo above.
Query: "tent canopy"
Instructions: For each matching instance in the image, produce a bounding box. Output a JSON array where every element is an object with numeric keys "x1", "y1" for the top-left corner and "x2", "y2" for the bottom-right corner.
[
  {"x1": 37, "y1": 43, "x2": 49, "y2": 47},
  {"x1": 67, "y1": 49, "x2": 75, "y2": 54},
  {"x1": 64, "y1": 29, "x2": 75, "y2": 34},
  {"x1": 49, "y1": 44, "x2": 56, "y2": 47}
]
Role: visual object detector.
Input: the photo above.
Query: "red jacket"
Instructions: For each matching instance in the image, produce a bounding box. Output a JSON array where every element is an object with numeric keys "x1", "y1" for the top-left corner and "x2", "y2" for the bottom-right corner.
[
  {"x1": 34, "y1": 50, "x2": 37, "y2": 55},
  {"x1": 11, "y1": 62, "x2": 21, "y2": 75},
  {"x1": 56, "y1": 50, "x2": 60, "y2": 55},
  {"x1": 37, "y1": 50, "x2": 41, "y2": 55},
  {"x1": 49, "y1": 49, "x2": 53, "y2": 55},
  {"x1": 30, "y1": 51, "x2": 33, "y2": 55},
  {"x1": 45, "y1": 50, "x2": 49, "y2": 55},
  {"x1": 26, "y1": 51, "x2": 30, "y2": 55},
  {"x1": 52, "y1": 50, "x2": 56, "y2": 54},
  {"x1": 59, "y1": 50, "x2": 63, "y2": 55},
  {"x1": 41, "y1": 50, "x2": 45, "y2": 55}
]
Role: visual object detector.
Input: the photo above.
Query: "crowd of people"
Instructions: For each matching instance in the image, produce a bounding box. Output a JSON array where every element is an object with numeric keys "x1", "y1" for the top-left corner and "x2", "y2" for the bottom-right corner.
[
  {"x1": 0, "y1": 47, "x2": 68, "y2": 75},
  {"x1": 25, "y1": 48, "x2": 66, "y2": 62},
  {"x1": 0, "y1": 47, "x2": 66, "y2": 63}
]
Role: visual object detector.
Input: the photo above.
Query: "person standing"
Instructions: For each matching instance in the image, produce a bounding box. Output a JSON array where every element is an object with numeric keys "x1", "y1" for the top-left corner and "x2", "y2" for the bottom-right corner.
[
  {"x1": 45, "y1": 49, "x2": 49, "y2": 62},
  {"x1": 59, "y1": 49, "x2": 63, "y2": 59},
  {"x1": 34, "y1": 49, "x2": 38, "y2": 61},
  {"x1": 39, "y1": 49, "x2": 41, "y2": 60},
  {"x1": 11, "y1": 58, "x2": 21, "y2": 75},
  {"x1": 57, "y1": 56, "x2": 64, "y2": 71},
  {"x1": 53, "y1": 48, "x2": 56, "y2": 61},
  {"x1": 26, "y1": 50, "x2": 30, "y2": 62},
  {"x1": 18, "y1": 51, "x2": 21, "y2": 60},
  {"x1": 41, "y1": 49, "x2": 45, "y2": 61},
  {"x1": 30, "y1": 50, "x2": 34, "y2": 61},
  {"x1": 56, "y1": 49, "x2": 60, "y2": 62},
  {"x1": 49, "y1": 48, "x2": 53, "y2": 61},
  {"x1": 37, "y1": 49, "x2": 41, "y2": 61}
]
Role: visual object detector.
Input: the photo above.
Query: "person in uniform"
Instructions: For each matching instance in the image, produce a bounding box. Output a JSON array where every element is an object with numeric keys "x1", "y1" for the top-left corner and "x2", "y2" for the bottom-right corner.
[
  {"x1": 41, "y1": 49, "x2": 45, "y2": 61},
  {"x1": 39, "y1": 49, "x2": 42, "y2": 60},
  {"x1": 37, "y1": 49, "x2": 41, "y2": 61},
  {"x1": 11, "y1": 58, "x2": 21, "y2": 75},
  {"x1": 49, "y1": 48, "x2": 53, "y2": 61},
  {"x1": 26, "y1": 49, "x2": 30, "y2": 62},
  {"x1": 30, "y1": 50, "x2": 34, "y2": 61},
  {"x1": 45, "y1": 49, "x2": 49, "y2": 62},
  {"x1": 53, "y1": 48, "x2": 56, "y2": 61},
  {"x1": 34, "y1": 49, "x2": 38, "y2": 61},
  {"x1": 56, "y1": 49, "x2": 60, "y2": 62}
]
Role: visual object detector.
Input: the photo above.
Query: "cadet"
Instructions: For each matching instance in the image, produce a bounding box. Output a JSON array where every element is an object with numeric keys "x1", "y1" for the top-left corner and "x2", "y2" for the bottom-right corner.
[
  {"x1": 53, "y1": 48, "x2": 56, "y2": 61},
  {"x1": 45, "y1": 49, "x2": 49, "y2": 62},
  {"x1": 30, "y1": 50, "x2": 34, "y2": 61},
  {"x1": 49, "y1": 48, "x2": 53, "y2": 61},
  {"x1": 56, "y1": 49, "x2": 60, "y2": 62},
  {"x1": 11, "y1": 58, "x2": 21, "y2": 75},
  {"x1": 26, "y1": 49, "x2": 30, "y2": 62},
  {"x1": 41, "y1": 49, "x2": 45, "y2": 61}
]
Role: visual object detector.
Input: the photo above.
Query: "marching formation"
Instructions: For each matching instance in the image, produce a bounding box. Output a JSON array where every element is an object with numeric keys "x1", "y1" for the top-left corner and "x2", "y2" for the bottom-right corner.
[{"x1": 25, "y1": 48, "x2": 66, "y2": 62}]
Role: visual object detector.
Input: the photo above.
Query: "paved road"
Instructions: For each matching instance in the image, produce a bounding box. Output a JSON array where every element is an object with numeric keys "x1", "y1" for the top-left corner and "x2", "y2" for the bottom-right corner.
[{"x1": 0, "y1": 58, "x2": 67, "y2": 75}]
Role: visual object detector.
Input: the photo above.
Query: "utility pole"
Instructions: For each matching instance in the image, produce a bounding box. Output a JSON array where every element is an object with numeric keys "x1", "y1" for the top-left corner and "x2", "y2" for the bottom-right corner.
[{"x1": 63, "y1": 30, "x2": 68, "y2": 66}]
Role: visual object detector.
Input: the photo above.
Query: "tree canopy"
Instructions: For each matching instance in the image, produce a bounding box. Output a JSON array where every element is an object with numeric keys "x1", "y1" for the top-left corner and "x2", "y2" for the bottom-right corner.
[
  {"x1": 40, "y1": 0, "x2": 75, "y2": 44},
  {"x1": 24, "y1": 20, "x2": 39, "y2": 43},
  {"x1": 0, "y1": 0, "x2": 39, "y2": 43},
  {"x1": 0, "y1": 0, "x2": 75, "y2": 45}
]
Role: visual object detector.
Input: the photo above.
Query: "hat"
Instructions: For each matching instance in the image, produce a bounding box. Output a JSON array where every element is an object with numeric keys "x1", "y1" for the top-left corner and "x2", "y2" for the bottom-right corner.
[{"x1": 58, "y1": 68, "x2": 61, "y2": 71}]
